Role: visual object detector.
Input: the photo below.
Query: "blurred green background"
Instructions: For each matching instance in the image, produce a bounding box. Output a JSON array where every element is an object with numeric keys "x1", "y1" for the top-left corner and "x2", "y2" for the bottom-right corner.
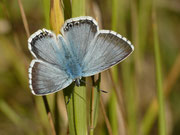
[{"x1": 0, "y1": 0, "x2": 180, "y2": 135}]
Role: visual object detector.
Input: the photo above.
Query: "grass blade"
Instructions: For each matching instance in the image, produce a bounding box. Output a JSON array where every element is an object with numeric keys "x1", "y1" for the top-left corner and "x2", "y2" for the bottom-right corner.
[
  {"x1": 63, "y1": 1, "x2": 87, "y2": 134},
  {"x1": 0, "y1": 99, "x2": 21, "y2": 126},
  {"x1": 122, "y1": 61, "x2": 137, "y2": 135},
  {"x1": 108, "y1": 92, "x2": 118, "y2": 135},
  {"x1": 116, "y1": 0, "x2": 137, "y2": 134},
  {"x1": 100, "y1": 97, "x2": 113, "y2": 135},
  {"x1": 72, "y1": 0, "x2": 85, "y2": 17},
  {"x1": 63, "y1": 0, "x2": 72, "y2": 20},
  {"x1": 141, "y1": 53, "x2": 180, "y2": 135},
  {"x1": 152, "y1": 2, "x2": 166, "y2": 135},
  {"x1": 43, "y1": 0, "x2": 50, "y2": 28},
  {"x1": 111, "y1": 1, "x2": 127, "y2": 134},
  {"x1": 17, "y1": 0, "x2": 30, "y2": 37},
  {"x1": 64, "y1": 82, "x2": 87, "y2": 135}
]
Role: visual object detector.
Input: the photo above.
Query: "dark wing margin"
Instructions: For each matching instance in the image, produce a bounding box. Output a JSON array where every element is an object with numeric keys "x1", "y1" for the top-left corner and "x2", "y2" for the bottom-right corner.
[{"x1": 82, "y1": 30, "x2": 134, "y2": 77}]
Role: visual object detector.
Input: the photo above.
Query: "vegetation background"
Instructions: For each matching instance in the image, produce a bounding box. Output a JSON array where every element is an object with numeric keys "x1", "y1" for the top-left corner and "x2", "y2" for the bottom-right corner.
[{"x1": 0, "y1": 0, "x2": 180, "y2": 135}]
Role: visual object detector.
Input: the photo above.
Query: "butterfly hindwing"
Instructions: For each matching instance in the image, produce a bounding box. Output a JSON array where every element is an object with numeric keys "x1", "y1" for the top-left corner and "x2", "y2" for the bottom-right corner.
[{"x1": 29, "y1": 60, "x2": 73, "y2": 95}]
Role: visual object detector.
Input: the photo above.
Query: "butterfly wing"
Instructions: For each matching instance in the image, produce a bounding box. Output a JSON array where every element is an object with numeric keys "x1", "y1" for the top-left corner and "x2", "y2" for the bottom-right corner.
[
  {"x1": 81, "y1": 30, "x2": 134, "y2": 77},
  {"x1": 61, "y1": 16, "x2": 98, "y2": 65},
  {"x1": 29, "y1": 60, "x2": 73, "y2": 95}
]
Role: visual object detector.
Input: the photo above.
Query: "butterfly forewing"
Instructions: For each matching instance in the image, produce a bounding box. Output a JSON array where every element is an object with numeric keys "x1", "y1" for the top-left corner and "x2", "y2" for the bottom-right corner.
[
  {"x1": 28, "y1": 29, "x2": 67, "y2": 66},
  {"x1": 61, "y1": 16, "x2": 99, "y2": 65}
]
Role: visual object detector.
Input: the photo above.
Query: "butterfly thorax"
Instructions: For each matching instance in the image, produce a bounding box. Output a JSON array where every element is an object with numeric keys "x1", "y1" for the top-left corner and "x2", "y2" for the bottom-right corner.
[{"x1": 65, "y1": 59, "x2": 82, "y2": 80}]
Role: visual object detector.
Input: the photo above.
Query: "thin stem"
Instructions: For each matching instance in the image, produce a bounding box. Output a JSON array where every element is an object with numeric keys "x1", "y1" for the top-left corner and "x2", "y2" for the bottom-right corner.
[
  {"x1": 17, "y1": 0, "x2": 30, "y2": 37},
  {"x1": 90, "y1": 85, "x2": 95, "y2": 135},
  {"x1": 42, "y1": 96, "x2": 56, "y2": 135},
  {"x1": 152, "y1": 1, "x2": 166, "y2": 135},
  {"x1": 108, "y1": 70, "x2": 125, "y2": 118},
  {"x1": 54, "y1": 93, "x2": 60, "y2": 135},
  {"x1": 90, "y1": 75, "x2": 101, "y2": 135},
  {"x1": 100, "y1": 97, "x2": 113, "y2": 135}
]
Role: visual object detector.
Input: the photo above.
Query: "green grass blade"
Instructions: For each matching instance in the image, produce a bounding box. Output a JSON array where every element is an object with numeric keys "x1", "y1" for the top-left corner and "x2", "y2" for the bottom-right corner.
[
  {"x1": 64, "y1": 82, "x2": 87, "y2": 135},
  {"x1": 108, "y1": 92, "x2": 118, "y2": 135},
  {"x1": 0, "y1": 99, "x2": 21, "y2": 126},
  {"x1": 63, "y1": 0, "x2": 87, "y2": 134},
  {"x1": 116, "y1": 0, "x2": 137, "y2": 134},
  {"x1": 112, "y1": 0, "x2": 118, "y2": 31},
  {"x1": 122, "y1": 61, "x2": 137, "y2": 135},
  {"x1": 141, "y1": 101, "x2": 158, "y2": 135},
  {"x1": 63, "y1": 0, "x2": 72, "y2": 20},
  {"x1": 0, "y1": 99, "x2": 35, "y2": 135},
  {"x1": 111, "y1": 0, "x2": 126, "y2": 134},
  {"x1": 152, "y1": 2, "x2": 166, "y2": 135},
  {"x1": 72, "y1": 0, "x2": 85, "y2": 17},
  {"x1": 141, "y1": 53, "x2": 180, "y2": 135},
  {"x1": 138, "y1": 0, "x2": 152, "y2": 57},
  {"x1": 43, "y1": 0, "x2": 50, "y2": 28}
]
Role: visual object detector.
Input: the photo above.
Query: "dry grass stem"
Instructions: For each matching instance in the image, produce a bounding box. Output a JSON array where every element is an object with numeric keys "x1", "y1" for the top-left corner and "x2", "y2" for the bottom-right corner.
[
  {"x1": 100, "y1": 97, "x2": 113, "y2": 135},
  {"x1": 17, "y1": 0, "x2": 30, "y2": 37}
]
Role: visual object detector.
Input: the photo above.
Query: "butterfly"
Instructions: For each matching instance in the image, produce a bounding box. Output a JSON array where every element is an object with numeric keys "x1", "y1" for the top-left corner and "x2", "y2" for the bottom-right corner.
[{"x1": 28, "y1": 16, "x2": 134, "y2": 95}]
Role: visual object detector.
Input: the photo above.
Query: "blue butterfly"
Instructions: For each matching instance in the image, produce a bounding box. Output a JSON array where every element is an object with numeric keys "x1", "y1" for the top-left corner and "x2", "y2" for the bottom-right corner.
[{"x1": 28, "y1": 16, "x2": 134, "y2": 95}]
